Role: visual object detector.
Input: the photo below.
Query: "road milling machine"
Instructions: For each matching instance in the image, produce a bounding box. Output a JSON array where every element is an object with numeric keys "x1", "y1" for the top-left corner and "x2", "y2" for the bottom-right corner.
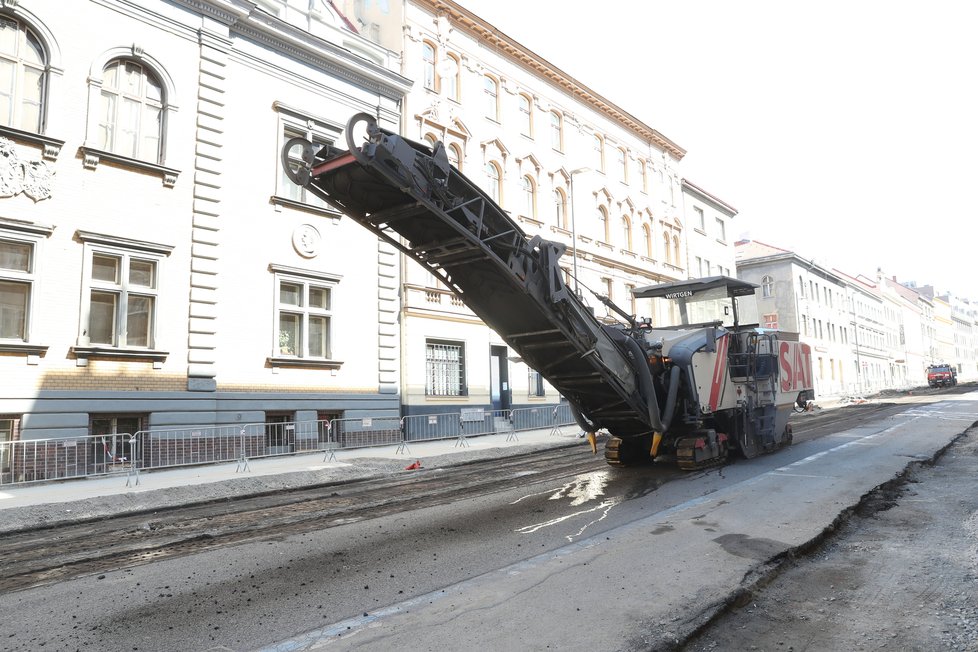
[{"x1": 283, "y1": 113, "x2": 814, "y2": 470}]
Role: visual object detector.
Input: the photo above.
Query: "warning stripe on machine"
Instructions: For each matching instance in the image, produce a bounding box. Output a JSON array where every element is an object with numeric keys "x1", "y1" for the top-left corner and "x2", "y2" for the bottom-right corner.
[{"x1": 708, "y1": 335, "x2": 729, "y2": 412}]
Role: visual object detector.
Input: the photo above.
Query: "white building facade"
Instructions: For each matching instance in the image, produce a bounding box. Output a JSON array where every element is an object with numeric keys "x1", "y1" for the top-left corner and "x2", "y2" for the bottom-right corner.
[
  {"x1": 0, "y1": 0, "x2": 410, "y2": 452},
  {"x1": 682, "y1": 179, "x2": 736, "y2": 279}
]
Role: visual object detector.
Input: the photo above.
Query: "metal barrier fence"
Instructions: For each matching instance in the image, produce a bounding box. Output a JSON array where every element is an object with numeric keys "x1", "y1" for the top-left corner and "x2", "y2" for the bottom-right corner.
[
  {"x1": 0, "y1": 405, "x2": 581, "y2": 487},
  {"x1": 0, "y1": 432, "x2": 140, "y2": 486}
]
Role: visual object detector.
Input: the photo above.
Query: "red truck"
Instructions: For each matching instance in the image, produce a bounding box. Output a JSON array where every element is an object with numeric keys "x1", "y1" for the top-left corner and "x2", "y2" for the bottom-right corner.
[{"x1": 927, "y1": 364, "x2": 957, "y2": 388}]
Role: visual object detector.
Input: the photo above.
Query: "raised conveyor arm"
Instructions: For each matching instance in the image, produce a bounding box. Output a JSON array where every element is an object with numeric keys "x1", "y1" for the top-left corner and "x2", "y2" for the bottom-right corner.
[{"x1": 284, "y1": 113, "x2": 663, "y2": 436}]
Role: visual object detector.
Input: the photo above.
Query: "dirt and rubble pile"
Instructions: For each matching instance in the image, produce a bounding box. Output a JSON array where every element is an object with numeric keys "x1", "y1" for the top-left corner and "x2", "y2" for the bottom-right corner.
[{"x1": 684, "y1": 427, "x2": 978, "y2": 652}]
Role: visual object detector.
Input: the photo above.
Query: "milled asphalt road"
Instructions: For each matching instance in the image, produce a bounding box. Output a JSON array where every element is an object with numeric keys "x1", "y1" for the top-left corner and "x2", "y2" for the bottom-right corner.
[{"x1": 256, "y1": 394, "x2": 978, "y2": 651}]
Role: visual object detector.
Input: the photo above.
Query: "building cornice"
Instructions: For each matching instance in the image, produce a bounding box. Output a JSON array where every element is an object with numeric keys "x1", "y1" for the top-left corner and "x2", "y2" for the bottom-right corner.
[
  {"x1": 682, "y1": 179, "x2": 737, "y2": 216},
  {"x1": 170, "y1": 0, "x2": 412, "y2": 100},
  {"x1": 418, "y1": 0, "x2": 686, "y2": 160}
]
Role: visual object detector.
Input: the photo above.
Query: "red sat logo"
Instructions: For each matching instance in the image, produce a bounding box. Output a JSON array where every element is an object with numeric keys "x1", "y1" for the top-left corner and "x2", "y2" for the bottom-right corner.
[{"x1": 780, "y1": 342, "x2": 813, "y2": 392}]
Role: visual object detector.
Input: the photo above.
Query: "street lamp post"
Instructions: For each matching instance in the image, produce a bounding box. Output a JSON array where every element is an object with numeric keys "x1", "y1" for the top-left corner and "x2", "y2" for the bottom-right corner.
[{"x1": 568, "y1": 167, "x2": 590, "y2": 296}]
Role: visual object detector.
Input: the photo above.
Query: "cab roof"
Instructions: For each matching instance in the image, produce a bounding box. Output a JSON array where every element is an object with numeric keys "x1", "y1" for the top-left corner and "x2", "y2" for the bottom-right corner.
[{"x1": 632, "y1": 275, "x2": 759, "y2": 299}]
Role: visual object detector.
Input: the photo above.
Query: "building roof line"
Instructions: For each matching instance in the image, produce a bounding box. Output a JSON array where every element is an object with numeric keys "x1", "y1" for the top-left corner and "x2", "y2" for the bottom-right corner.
[{"x1": 421, "y1": 0, "x2": 686, "y2": 159}]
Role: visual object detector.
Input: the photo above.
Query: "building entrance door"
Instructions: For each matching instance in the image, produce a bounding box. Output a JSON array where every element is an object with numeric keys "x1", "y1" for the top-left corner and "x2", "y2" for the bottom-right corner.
[{"x1": 490, "y1": 345, "x2": 511, "y2": 411}]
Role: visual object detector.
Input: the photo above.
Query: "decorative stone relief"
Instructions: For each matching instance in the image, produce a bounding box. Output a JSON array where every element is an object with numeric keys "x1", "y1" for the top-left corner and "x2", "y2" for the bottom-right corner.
[
  {"x1": 292, "y1": 223, "x2": 322, "y2": 258},
  {"x1": 0, "y1": 138, "x2": 54, "y2": 201}
]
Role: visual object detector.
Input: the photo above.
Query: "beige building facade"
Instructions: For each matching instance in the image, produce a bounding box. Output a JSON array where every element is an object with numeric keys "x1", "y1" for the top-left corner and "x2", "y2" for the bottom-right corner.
[{"x1": 389, "y1": 0, "x2": 691, "y2": 415}]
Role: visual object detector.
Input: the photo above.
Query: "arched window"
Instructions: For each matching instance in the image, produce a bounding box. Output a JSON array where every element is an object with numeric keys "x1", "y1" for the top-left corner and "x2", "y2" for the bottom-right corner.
[
  {"x1": 616, "y1": 148, "x2": 627, "y2": 183},
  {"x1": 98, "y1": 59, "x2": 165, "y2": 163},
  {"x1": 483, "y1": 75, "x2": 498, "y2": 121},
  {"x1": 621, "y1": 216, "x2": 632, "y2": 251},
  {"x1": 642, "y1": 224, "x2": 652, "y2": 257},
  {"x1": 549, "y1": 111, "x2": 562, "y2": 151},
  {"x1": 598, "y1": 206, "x2": 610, "y2": 242},
  {"x1": 422, "y1": 41, "x2": 436, "y2": 91},
  {"x1": 672, "y1": 235, "x2": 681, "y2": 267},
  {"x1": 518, "y1": 93, "x2": 532, "y2": 137},
  {"x1": 639, "y1": 161, "x2": 648, "y2": 193},
  {"x1": 485, "y1": 161, "x2": 501, "y2": 202},
  {"x1": 521, "y1": 175, "x2": 536, "y2": 219},
  {"x1": 447, "y1": 143, "x2": 462, "y2": 171},
  {"x1": 591, "y1": 133, "x2": 604, "y2": 172},
  {"x1": 554, "y1": 188, "x2": 568, "y2": 229},
  {"x1": 442, "y1": 53, "x2": 460, "y2": 101},
  {"x1": 0, "y1": 16, "x2": 46, "y2": 132},
  {"x1": 662, "y1": 231, "x2": 672, "y2": 264},
  {"x1": 762, "y1": 275, "x2": 775, "y2": 298},
  {"x1": 423, "y1": 133, "x2": 437, "y2": 148}
]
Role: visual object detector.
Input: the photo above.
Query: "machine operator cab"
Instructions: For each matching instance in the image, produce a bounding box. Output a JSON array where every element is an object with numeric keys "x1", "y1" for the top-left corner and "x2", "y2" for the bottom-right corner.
[
  {"x1": 631, "y1": 275, "x2": 759, "y2": 331},
  {"x1": 631, "y1": 276, "x2": 777, "y2": 382}
]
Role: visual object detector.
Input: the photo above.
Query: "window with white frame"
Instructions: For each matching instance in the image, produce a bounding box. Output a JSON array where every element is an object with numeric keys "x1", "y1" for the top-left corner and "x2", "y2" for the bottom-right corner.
[
  {"x1": 0, "y1": 16, "x2": 46, "y2": 132},
  {"x1": 421, "y1": 41, "x2": 437, "y2": 91},
  {"x1": 620, "y1": 216, "x2": 632, "y2": 250},
  {"x1": 426, "y1": 339, "x2": 466, "y2": 396},
  {"x1": 485, "y1": 161, "x2": 501, "y2": 203},
  {"x1": 694, "y1": 206, "x2": 705, "y2": 231},
  {"x1": 443, "y1": 53, "x2": 460, "y2": 101},
  {"x1": 592, "y1": 133, "x2": 604, "y2": 172},
  {"x1": 277, "y1": 107, "x2": 341, "y2": 209},
  {"x1": 616, "y1": 147, "x2": 626, "y2": 183},
  {"x1": 554, "y1": 188, "x2": 567, "y2": 229},
  {"x1": 521, "y1": 175, "x2": 536, "y2": 219},
  {"x1": 549, "y1": 110, "x2": 562, "y2": 151},
  {"x1": 0, "y1": 237, "x2": 33, "y2": 341},
  {"x1": 715, "y1": 216, "x2": 726, "y2": 241},
  {"x1": 78, "y1": 235, "x2": 171, "y2": 350},
  {"x1": 273, "y1": 269, "x2": 338, "y2": 360},
  {"x1": 483, "y1": 74, "x2": 499, "y2": 121},
  {"x1": 86, "y1": 252, "x2": 157, "y2": 347},
  {"x1": 98, "y1": 59, "x2": 164, "y2": 163},
  {"x1": 447, "y1": 142, "x2": 462, "y2": 171},
  {"x1": 518, "y1": 93, "x2": 532, "y2": 137}
]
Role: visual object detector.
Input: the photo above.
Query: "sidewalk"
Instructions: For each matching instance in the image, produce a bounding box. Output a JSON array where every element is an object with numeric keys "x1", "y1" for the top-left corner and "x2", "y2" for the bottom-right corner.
[{"x1": 0, "y1": 427, "x2": 585, "y2": 533}]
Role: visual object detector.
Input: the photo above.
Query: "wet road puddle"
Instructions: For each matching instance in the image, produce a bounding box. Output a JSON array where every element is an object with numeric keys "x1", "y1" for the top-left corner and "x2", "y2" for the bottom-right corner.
[{"x1": 511, "y1": 470, "x2": 623, "y2": 541}]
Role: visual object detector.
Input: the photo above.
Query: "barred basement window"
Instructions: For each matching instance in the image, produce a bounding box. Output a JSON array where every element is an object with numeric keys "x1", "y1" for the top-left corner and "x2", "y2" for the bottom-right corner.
[{"x1": 426, "y1": 339, "x2": 466, "y2": 396}]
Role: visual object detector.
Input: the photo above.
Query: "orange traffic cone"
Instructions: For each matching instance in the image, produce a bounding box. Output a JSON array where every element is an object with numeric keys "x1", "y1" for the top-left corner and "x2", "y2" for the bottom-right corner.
[{"x1": 405, "y1": 460, "x2": 422, "y2": 470}]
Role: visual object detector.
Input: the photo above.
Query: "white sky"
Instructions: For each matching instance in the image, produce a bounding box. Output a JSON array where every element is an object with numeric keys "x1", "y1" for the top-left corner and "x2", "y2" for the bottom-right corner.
[{"x1": 454, "y1": 0, "x2": 978, "y2": 300}]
